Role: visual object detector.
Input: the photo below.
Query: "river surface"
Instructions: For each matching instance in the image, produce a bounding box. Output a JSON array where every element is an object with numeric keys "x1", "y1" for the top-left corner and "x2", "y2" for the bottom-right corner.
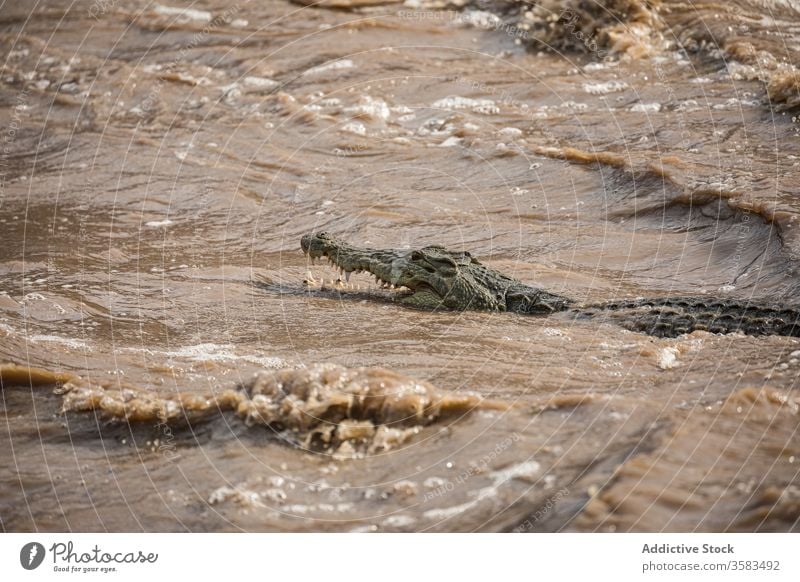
[{"x1": 1, "y1": 0, "x2": 800, "y2": 532}]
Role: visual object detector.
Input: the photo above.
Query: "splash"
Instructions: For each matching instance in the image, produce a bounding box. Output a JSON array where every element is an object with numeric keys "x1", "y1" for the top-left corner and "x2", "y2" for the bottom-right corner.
[
  {"x1": 483, "y1": 0, "x2": 800, "y2": 108},
  {"x1": 58, "y1": 364, "x2": 509, "y2": 456}
]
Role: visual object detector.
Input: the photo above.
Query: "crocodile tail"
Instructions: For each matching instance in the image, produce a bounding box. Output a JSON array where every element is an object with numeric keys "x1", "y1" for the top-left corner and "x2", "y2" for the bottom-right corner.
[{"x1": 574, "y1": 298, "x2": 800, "y2": 338}]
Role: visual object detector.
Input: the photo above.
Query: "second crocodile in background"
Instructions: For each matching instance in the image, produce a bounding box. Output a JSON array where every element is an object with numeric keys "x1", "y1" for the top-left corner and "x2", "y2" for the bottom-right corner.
[{"x1": 300, "y1": 232, "x2": 800, "y2": 339}]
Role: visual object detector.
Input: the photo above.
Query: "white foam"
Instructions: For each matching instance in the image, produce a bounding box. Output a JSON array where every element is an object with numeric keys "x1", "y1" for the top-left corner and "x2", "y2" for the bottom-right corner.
[
  {"x1": 498, "y1": 127, "x2": 523, "y2": 138},
  {"x1": 630, "y1": 102, "x2": 662, "y2": 113},
  {"x1": 456, "y1": 10, "x2": 501, "y2": 29},
  {"x1": 417, "y1": 117, "x2": 454, "y2": 137},
  {"x1": 382, "y1": 514, "x2": 417, "y2": 528},
  {"x1": 675, "y1": 99, "x2": 701, "y2": 112},
  {"x1": 541, "y1": 327, "x2": 565, "y2": 337},
  {"x1": 423, "y1": 477, "x2": 446, "y2": 488},
  {"x1": 207, "y1": 486, "x2": 263, "y2": 507},
  {"x1": 20, "y1": 293, "x2": 46, "y2": 303},
  {"x1": 422, "y1": 460, "x2": 540, "y2": 522},
  {"x1": 154, "y1": 5, "x2": 212, "y2": 22},
  {"x1": 490, "y1": 460, "x2": 540, "y2": 485},
  {"x1": 340, "y1": 122, "x2": 366, "y2": 136},
  {"x1": 261, "y1": 488, "x2": 287, "y2": 503},
  {"x1": 583, "y1": 61, "x2": 616, "y2": 72},
  {"x1": 145, "y1": 219, "x2": 174, "y2": 228},
  {"x1": 559, "y1": 100, "x2": 588, "y2": 111},
  {"x1": 423, "y1": 497, "x2": 483, "y2": 521},
  {"x1": 583, "y1": 80, "x2": 628, "y2": 95},
  {"x1": 431, "y1": 96, "x2": 499, "y2": 115},
  {"x1": 303, "y1": 60, "x2": 354, "y2": 76},
  {"x1": 29, "y1": 334, "x2": 90, "y2": 350},
  {"x1": 438, "y1": 136, "x2": 462, "y2": 147},
  {"x1": 346, "y1": 96, "x2": 390, "y2": 121},
  {"x1": 149, "y1": 343, "x2": 286, "y2": 368},
  {"x1": 243, "y1": 76, "x2": 278, "y2": 89},
  {"x1": 726, "y1": 62, "x2": 760, "y2": 82},
  {"x1": 656, "y1": 347, "x2": 680, "y2": 370}
]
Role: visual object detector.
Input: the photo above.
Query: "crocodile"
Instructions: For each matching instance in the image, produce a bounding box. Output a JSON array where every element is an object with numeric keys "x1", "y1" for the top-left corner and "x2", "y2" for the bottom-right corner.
[{"x1": 300, "y1": 232, "x2": 800, "y2": 338}]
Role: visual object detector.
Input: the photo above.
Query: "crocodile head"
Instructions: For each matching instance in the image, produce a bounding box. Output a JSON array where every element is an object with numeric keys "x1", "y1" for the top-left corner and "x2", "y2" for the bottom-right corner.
[{"x1": 300, "y1": 232, "x2": 572, "y2": 313}]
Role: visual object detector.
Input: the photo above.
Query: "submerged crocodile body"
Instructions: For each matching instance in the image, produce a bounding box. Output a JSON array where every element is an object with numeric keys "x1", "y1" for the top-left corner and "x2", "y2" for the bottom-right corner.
[{"x1": 300, "y1": 233, "x2": 800, "y2": 338}]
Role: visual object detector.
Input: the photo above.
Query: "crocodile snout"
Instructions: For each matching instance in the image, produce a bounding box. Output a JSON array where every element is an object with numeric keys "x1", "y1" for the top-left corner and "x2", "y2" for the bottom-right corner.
[{"x1": 300, "y1": 234, "x2": 312, "y2": 254}]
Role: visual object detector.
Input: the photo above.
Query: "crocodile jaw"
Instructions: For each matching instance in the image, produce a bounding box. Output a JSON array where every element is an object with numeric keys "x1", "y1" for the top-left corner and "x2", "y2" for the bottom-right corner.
[
  {"x1": 301, "y1": 232, "x2": 416, "y2": 293},
  {"x1": 300, "y1": 232, "x2": 507, "y2": 311}
]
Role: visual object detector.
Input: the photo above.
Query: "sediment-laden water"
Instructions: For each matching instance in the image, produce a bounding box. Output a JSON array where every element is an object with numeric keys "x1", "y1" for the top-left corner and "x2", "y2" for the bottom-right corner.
[{"x1": 1, "y1": 0, "x2": 799, "y2": 532}]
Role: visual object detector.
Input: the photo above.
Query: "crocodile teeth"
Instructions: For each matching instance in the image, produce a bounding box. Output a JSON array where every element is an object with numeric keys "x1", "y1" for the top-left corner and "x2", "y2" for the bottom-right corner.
[{"x1": 345, "y1": 271, "x2": 351, "y2": 282}]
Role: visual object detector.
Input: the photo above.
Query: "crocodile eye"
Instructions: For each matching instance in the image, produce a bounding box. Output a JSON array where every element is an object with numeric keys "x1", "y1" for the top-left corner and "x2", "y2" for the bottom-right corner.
[
  {"x1": 434, "y1": 256, "x2": 458, "y2": 269},
  {"x1": 411, "y1": 251, "x2": 424, "y2": 261}
]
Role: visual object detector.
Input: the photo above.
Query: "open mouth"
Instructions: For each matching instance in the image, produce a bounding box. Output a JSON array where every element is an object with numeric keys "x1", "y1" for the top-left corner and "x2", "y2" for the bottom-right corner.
[{"x1": 301, "y1": 244, "x2": 412, "y2": 295}]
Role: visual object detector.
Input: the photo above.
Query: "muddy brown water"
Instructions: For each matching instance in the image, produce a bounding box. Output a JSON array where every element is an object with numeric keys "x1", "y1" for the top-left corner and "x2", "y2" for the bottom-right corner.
[{"x1": 1, "y1": 0, "x2": 799, "y2": 532}]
